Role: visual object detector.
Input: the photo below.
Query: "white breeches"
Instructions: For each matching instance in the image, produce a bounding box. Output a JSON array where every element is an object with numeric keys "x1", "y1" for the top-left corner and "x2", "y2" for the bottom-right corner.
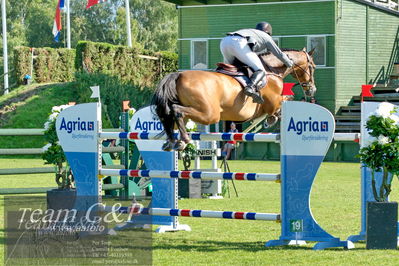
[{"x1": 220, "y1": 35, "x2": 266, "y2": 72}]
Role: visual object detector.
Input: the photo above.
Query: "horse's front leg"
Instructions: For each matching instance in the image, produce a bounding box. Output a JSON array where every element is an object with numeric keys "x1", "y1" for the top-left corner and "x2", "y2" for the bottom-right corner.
[{"x1": 264, "y1": 109, "x2": 280, "y2": 129}]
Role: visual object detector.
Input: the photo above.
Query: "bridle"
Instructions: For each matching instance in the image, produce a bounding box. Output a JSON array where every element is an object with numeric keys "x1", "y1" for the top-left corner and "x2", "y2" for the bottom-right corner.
[{"x1": 291, "y1": 51, "x2": 315, "y2": 95}]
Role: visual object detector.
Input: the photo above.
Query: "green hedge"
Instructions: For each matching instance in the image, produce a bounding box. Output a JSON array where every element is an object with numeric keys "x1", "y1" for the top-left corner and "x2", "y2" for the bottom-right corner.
[
  {"x1": 13, "y1": 42, "x2": 178, "y2": 126},
  {"x1": 13, "y1": 47, "x2": 32, "y2": 84},
  {"x1": 13, "y1": 47, "x2": 76, "y2": 84},
  {"x1": 14, "y1": 42, "x2": 178, "y2": 88},
  {"x1": 75, "y1": 41, "x2": 177, "y2": 87}
]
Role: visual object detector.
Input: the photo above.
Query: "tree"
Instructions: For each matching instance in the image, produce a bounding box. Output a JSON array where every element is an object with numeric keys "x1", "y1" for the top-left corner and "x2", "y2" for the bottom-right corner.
[
  {"x1": 129, "y1": 0, "x2": 178, "y2": 52},
  {"x1": 70, "y1": 0, "x2": 177, "y2": 52}
]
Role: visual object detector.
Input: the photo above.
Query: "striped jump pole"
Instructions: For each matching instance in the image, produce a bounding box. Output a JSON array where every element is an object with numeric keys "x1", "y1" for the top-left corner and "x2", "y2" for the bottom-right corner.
[
  {"x1": 102, "y1": 205, "x2": 280, "y2": 221},
  {"x1": 99, "y1": 131, "x2": 279, "y2": 142},
  {"x1": 99, "y1": 169, "x2": 280, "y2": 182}
]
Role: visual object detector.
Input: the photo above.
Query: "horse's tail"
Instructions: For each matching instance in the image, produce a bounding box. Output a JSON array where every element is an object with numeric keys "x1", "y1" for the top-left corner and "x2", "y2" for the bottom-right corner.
[{"x1": 151, "y1": 72, "x2": 180, "y2": 140}]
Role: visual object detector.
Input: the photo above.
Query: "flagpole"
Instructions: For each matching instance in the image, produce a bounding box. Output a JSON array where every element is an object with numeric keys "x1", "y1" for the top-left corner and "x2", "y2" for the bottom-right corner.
[
  {"x1": 66, "y1": 0, "x2": 71, "y2": 49},
  {"x1": 1, "y1": 0, "x2": 8, "y2": 94},
  {"x1": 125, "y1": 0, "x2": 132, "y2": 47}
]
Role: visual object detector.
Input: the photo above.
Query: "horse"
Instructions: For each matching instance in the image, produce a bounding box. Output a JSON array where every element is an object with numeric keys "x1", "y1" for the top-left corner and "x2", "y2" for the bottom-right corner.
[{"x1": 152, "y1": 47, "x2": 317, "y2": 151}]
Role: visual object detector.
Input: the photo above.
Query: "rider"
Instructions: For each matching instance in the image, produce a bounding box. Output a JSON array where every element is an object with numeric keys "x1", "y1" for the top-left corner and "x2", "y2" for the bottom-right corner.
[{"x1": 220, "y1": 22, "x2": 294, "y2": 104}]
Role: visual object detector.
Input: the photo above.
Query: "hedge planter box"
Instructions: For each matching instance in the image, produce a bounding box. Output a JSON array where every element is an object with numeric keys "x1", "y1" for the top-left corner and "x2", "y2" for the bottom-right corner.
[
  {"x1": 47, "y1": 188, "x2": 76, "y2": 211},
  {"x1": 366, "y1": 201, "x2": 398, "y2": 249}
]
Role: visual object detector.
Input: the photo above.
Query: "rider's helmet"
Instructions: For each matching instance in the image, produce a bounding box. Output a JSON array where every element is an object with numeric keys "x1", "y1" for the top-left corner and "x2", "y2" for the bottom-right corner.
[{"x1": 255, "y1": 22, "x2": 272, "y2": 36}]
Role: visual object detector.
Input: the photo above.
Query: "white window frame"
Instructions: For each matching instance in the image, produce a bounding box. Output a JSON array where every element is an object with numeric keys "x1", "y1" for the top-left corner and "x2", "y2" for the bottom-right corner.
[
  {"x1": 190, "y1": 39, "x2": 208, "y2": 70},
  {"x1": 272, "y1": 37, "x2": 280, "y2": 47},
  {"x1": 307, "y1": 35, "x2": 326, "y2": 67}
]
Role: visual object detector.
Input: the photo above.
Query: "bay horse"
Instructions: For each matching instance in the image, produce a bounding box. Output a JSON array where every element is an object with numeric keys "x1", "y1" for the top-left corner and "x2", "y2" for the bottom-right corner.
[{"x1": 152, "y1": 47, "x2": 317, "y2": 151}]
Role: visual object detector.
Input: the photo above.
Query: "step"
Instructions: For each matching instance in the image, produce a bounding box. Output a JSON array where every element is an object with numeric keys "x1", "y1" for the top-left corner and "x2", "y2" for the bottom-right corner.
[
  {"x1": 335, "y1": 115, "x2": 360, "y2": 121},
  {"x1": 371, "y1": 93, "x2": 399, "y2": 97},
  {"x1": 340, "y1": 106, "x2": 361, "y2": 111},
  {"x1": 352, "y1": 96, "x2": 399, "y2": 102},
  {"x1": 336, "y1": 122, "x2": 360, "y2": 127},
  {"x1": 335, "y1": 125, "x2": 360, "y2": 132},
  {"x1": 335, "y1": 128, "x2": 360, "y2": 133},
  {"x1": 371, "y1": 86, "x2": 399, "y2": 92}
]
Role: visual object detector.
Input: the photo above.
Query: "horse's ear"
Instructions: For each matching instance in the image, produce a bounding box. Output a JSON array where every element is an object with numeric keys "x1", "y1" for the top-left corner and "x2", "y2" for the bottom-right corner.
[
  {"x1": 302, "y1": 47, "x2": 307, "y2": 52},
  {"x1": 308, "y1": 48, "x2": 316, "y2": 57}
]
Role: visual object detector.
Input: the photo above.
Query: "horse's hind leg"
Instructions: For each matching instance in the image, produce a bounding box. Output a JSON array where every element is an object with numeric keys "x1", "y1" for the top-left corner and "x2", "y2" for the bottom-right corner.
[
  {"x1": 174, "y1": 116, "x2": 189, "y2": 151},
  {"x1": 172, "y1": 104, "x2": 220, "y2": 125},
  {"x1": 161, "y1": 116, "x2": 176, "y2": 151},
  {"x1": 172, "y1": 104, "x2": 191, "y2": 151}
]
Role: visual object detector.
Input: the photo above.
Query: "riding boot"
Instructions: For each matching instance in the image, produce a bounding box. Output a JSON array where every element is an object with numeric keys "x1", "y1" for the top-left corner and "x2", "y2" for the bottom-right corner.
[{"x1": 244, "y1": 70, "x2": 266, "y2": 104}]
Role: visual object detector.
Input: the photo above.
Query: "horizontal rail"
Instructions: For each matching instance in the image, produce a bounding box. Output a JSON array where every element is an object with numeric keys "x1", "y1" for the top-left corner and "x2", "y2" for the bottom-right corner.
[
  {"x1": 0, "y1": 148, "x2": 43, "y2": 155},
  {"x1": 0, "y1": 128, "x2": 122, "y2": 136},
  {"x1": 102, "y1": 128, "x2": 124, "y2": 132},
  {"x1": 0, "y1": 128, "x2": 44, "y2": 136},
  {"x1": 102, "y1": 206, "x2": 280, "y2": 221},
  {"x1": 102, "y1": 146, "x2": 125, "y2": 153},
  {"x1": 333, "y1": 133, "x2": 360, "y2": 142},
  {"x1": 102, "y1": 164, "x2": 125, "y2": 169},
  {"x1": 100, "y1": 131, "x2": 360, "y2": 143},
  {"x1": 103, "y1": 184, "x2": 124, "y2": 190},
  {"x1": 100, "y1": 169, "x2": 280, "y2": 182},
  {"x1": 0, "y1": 167, "x2": 55, "y2": 175},
  {"x1": 0, "y1": 187, "x2": 55, "y2": 194},
  {"x1": 100, "y1": 132, "x2": 280, "y2": 142}
]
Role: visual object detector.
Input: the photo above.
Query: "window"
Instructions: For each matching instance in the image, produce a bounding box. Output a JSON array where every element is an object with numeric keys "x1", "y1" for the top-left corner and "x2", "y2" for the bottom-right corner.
[
  {"x1": 307, "y1": 36, "x2": 326, "y2": 66},
  {"x1": 191, "y1": 40, "x2": 208, "y2": 69},
  {"x1": 272, "y1": 37, "x2": 280, "y2": 47}
]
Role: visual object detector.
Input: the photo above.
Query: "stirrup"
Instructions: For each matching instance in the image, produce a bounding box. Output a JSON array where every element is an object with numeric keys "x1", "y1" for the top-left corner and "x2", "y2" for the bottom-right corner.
[{"x1": 244, "y1": 87, "x2": 264, "y2": 104}]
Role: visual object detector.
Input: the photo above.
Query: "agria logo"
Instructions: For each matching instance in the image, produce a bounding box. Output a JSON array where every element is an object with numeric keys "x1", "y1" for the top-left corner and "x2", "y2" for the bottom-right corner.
[
  {"x1": 59, "y1": 117, "x2": 95, "y2": 133},
  {"x1": 287, "y1": 117, "x2": 328, "y2": 135}
]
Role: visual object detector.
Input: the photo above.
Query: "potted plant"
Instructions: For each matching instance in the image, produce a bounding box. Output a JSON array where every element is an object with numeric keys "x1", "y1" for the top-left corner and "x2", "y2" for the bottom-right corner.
[
  {"x1": 42, "y1": 105, "x2": 76, "y2": 210},
  {"x1": 358, "y1": 102, "x2": 399, "y2": 249}
]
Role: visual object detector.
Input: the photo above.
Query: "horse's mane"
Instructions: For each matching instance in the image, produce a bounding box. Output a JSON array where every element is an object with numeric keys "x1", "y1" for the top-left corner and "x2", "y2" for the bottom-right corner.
[
  {"x1": 259, "y1": 48, "x2": 302, "y2": 69},
  {"x1": 259, "y1": 48, "x2": 301, "y2": 57}
]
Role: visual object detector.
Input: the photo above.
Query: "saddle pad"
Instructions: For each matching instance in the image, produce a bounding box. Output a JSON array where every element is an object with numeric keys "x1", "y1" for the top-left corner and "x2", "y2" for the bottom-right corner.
[
  {"x1": 215, "y1": 69, "x2": 250, "y2": 88},
  {"x1": 215, "y1": 62, "x2": 250, "y2": 87}
]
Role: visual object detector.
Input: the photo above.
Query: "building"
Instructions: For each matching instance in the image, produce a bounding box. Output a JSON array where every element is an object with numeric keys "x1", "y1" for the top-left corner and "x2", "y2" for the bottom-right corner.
[{"x1": 163, "y1": 0, "x2": 399, "y2": 160}]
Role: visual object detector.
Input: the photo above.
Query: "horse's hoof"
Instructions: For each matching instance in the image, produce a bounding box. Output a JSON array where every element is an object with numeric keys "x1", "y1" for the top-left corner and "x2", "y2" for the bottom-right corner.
[
  {"x1": 162, "y1": 142, "x2": 174, "y2": 152},
  {"x1": 173, "y1": 140, "x2": 186, "y2": 151},
  {"x1": 264, "y1": 115, "x2": 278, "y2": 128},
  {"x1": 283, "y1": 95, "x2": 294, "y2": 101}
]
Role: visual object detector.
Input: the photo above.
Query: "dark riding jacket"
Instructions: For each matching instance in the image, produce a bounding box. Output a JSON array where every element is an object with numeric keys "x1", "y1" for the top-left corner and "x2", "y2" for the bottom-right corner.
[{"x1": 228, "y1": 29, "x2": 294, "y2": 67}]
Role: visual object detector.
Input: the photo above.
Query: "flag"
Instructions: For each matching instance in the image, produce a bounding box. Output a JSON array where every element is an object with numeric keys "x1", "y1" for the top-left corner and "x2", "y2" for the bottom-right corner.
[
  {"x1": 282, "y1": 83, "x2": 296, "y2": 96},
  {"x1": 52, "y1": 0, "x2": 65, "y2": 42},
  {"x1": 361, "y1": 84, "x2": 374, "y2": 102},
  {"x1": 90, "y1": 86, "x2": 100, "y2": 99},
  {"x1": 86, "y1": 0, "x2": 107, "y2": 9}
]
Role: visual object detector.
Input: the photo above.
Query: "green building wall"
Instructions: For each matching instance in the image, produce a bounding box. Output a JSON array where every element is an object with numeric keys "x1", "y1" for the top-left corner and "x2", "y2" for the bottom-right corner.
[
  {"x1": 336, "y1": 0, "x2": 399, "y2": 110},
  {"x1": 165, "y1": 0, "x2": 399, "y2": 161},
  {"x1": 177, "y1": 0, "x2": 336, "y2": 111}
]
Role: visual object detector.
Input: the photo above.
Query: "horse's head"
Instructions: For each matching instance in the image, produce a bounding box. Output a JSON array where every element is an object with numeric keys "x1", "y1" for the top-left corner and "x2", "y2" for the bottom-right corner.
[{"x1": 290, "y1": 47, "x2": 317, "y2": 97}]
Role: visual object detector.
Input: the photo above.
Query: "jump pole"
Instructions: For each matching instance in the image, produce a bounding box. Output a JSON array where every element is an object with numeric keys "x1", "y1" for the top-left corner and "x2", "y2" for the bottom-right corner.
[{"x1": 56, "y1": 101, "x2": 354, "y2": 250}]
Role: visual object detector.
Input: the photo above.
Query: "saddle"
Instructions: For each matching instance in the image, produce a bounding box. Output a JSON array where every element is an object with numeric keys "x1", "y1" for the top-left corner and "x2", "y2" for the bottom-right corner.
[{"x1": 215, "y1": 62, "x2": 252, "y2": 88}]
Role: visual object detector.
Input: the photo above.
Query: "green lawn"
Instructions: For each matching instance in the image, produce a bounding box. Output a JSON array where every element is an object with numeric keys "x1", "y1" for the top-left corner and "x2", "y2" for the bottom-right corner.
[{"x1": 0, "y1": 159, "x2": 398, "y2": 265}]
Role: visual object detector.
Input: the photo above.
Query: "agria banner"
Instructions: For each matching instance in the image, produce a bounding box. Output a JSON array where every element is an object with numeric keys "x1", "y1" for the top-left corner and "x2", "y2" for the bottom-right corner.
[
  {"x1": 281, "y1": 101, "x2": 335, "y2": 157},
  {"x1": 56, "y1": 103, "x2": 101, "y2": 202}
]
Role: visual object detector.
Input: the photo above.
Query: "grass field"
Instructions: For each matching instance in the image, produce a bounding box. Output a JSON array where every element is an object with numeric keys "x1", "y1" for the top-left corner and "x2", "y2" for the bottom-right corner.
[{"x1": 0, "y1": 158, "x2": 398, "y2": 265}]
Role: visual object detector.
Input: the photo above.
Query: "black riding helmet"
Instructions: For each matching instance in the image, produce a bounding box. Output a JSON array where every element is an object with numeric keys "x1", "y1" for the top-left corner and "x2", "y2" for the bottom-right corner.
[{"x1": 255, "y1": 22, "x2": 272, "y2": 36}]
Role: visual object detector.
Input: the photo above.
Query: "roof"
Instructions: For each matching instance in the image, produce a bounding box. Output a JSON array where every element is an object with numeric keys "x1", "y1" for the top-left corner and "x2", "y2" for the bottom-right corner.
[
  {"x1": 163, "y1": 0, "x2": 398, "y2": 16},
  {"x1": 163, "y1": 0, "x2": 260, "y2": 5}
]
